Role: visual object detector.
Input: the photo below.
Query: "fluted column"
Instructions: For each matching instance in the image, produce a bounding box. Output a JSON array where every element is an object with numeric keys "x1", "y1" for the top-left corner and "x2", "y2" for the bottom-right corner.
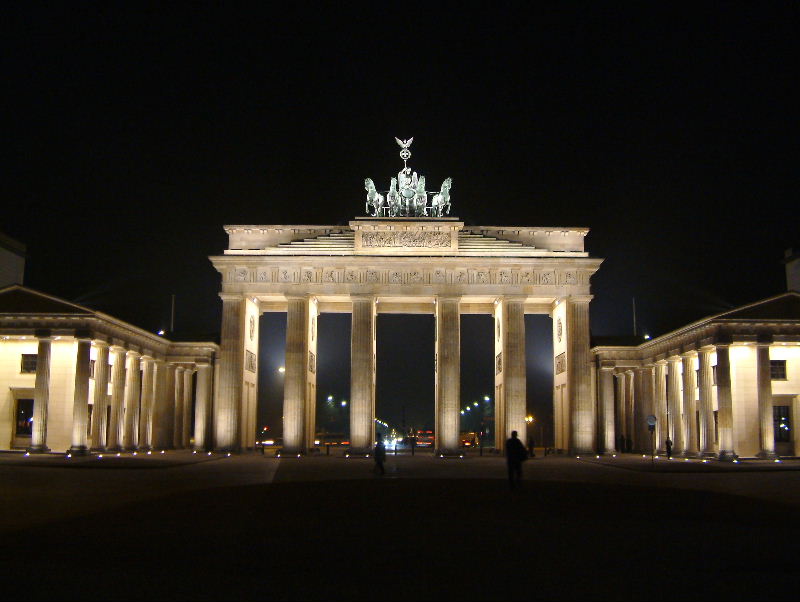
[
  {"x1": 69, "y1": 337, "x2": 93, "y2": 455},
  {"x1": 697, "y1": 348, "x2": 716, "y2": 457},
  {"x1": 122, "y1": 350, "x2": 142, "y2": 450},
  {"x1": 598, "y1": 363, "x2": 616, "y2": 453},
  {"x1": 283, "y1": 296, "x2": 309, "y2": 453},
  {"x1": 152, "y1": 361, "x2": 174, "y2": 449},
  {"x1": 625, "y1": 370, "x2": 635, "y2": 451},
  {"x1": 137, "y1": 356, "x2": 155, "y2": 450},
  {"x1": 756, "y1": 342, "x2": 776, "y2": 458},
  {"x1": 681, "y1": 352, "x2": 698, "y2": 456},
  {"x1": 504, "y1": 298, "x2": 527, "y2": 445},
  {"x1": 667, "y1": 357, "x2": 684, "y2": 455},
  {"x1": 107, "y1": 346, "x2": 127, "y2": 451},
  {"x1": 150, "y1": 359, "x2": 168, "y2": 448},
  {"x1": 182, "y1": 367, "x2": 193, "y2": 447},
  {"x1": 614, "y1": 372, "x2": 626, "y2": 451},
  {"x1": 633, "y1": 368, "x2": 646, "y2": 452},
  {"x1": 350, "y1": 295, "x2": 376, "y2": 453},
  {"x1": 715, "y1": 344, "x2": 735, "y2": 459},
  {"x1": 90, "y1": 341, "x2": 110, "y2": 450},
  {"x1": 567, "y1": 297, "x2": 594, "y2": 454},
  {"x1": 214, "y1": 294, "x2": 244, "y2": 452},
  {"x1": 436, "y1": 296, "x2": 461, "y2": 454},
  {"x1": 193, "y1": 362, "x2": 213, "y2": 450},
  {"x1": 173, "y1": 366, "x2": 185, "y2": 448},
  {"x1": 655, "y1": 361, "x2": 668, "y2": 453},
  {"x1": 29, "y1": 334, "x2": 52, "y2": 453}
]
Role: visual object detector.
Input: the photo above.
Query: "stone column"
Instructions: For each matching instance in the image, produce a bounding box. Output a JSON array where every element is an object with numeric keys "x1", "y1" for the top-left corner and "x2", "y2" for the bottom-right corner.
[
  {"x1": 667, "y1": 357, "x2": 684, "y2": 455},
  {"x1": 90, "y1": 341, "x2": 110, "y2": 450},
  {"x1": 598, "y1": 363, "x2": 616, "y2": 453},
  {"x1": 193, "y1": 362, "x2": 213, "y2": 450},
  {"x1": 504, "y1": 298, "x2": 527, "y2": 445},
  {"x1": 69, "y1": 336, "x2": 93, "y2": 455},
  {"x1": 214, "y1": 294, "x2": 244, "y2": 452},
  {"x1": 122, "y1": 350, "x2": 142, "y2": 451},
  {"x1": 756, "y1": 342, "x2": 776, "y2": 458},
  {"x1": 107, "y1": 345, "x2": 127, "y2": 451},
  {"x1": 655, "y1": 361, "x2": 668, "y2": 453},
  {"x1": 436, "y1": 296, "x2": 461, "y2": 454},
  {"x1": 714, "y1": 344, "x2": 735, "y2": 459},
  {"x1": 633, "y1": 368, "x2": 645, "y2": 452},
  {"x1": 137, "y1": 356, "x2": 155, "y2": 450},
  {"x1": 29, "y1": 333, "x2": 52, "y2": 453},
  {"x1": 282, "y1": 296, "x2": 309, "y2": 453},
  {"x1": 567, "y1": 297, "x2": 594, "y2": 454},
  {"x1": 681, "y1": 352, "x2": 698, "y2": 456},
  {"x1": 614, "y1": 372, "x2": 626, "y2": 451},
  {"x1": 149, "y1": 359, "x2": 168, "y2": 449},
  {"x1": 173, "y1": 366, "x2": 185, "y2": 448},
  {"x1": 182, "y1": 367, "x2": 193, "y2": 448},
  {"x1": 350, "y1": 295, "x2": 376, "y2": 453},
  {"x1": 697, "y1": 348, "x2": 716, "y2": 457},
  {"x1": 625, "y1": 370, "x2": 635, "y2": 451}
]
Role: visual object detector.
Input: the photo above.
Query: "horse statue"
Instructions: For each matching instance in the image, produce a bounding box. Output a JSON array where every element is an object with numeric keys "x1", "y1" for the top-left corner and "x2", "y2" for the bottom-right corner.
[
  {"x1": 387, "y1": 177, "x2": 400, "y2": 217},
  {"x1": 431, "y1": 177, "x2": 452, "y2": 217},
  {"x1": 414, "y1": 175, "x2": 427, "y2": 216},
  {"x1": 364, "y1": 178, "x2": 386, "y2": 216}
]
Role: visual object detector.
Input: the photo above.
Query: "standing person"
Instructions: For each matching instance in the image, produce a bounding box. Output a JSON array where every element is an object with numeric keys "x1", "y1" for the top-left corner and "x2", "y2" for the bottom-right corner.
[
  {"x1": 528, "y1": 435, "x2": 535, "y2": 458},
  {"x1": 505, "y1": 430, "x2": 527, "y2": 489},
  {"x1": 665, "y1": 436, "x2": 673, "y2": 459},
  {"x1": 373, "y1": 433, "x2": 386, "y2": 476}
]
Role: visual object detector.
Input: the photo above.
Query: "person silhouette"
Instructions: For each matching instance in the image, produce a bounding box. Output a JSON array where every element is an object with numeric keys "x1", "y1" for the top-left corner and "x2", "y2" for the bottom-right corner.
[
  {"x1": 505, "y1": 430, "x2": 527, "y2": 489},
  {"x1": 373, "y1": 433, "x2": 386, "y2": 476}
]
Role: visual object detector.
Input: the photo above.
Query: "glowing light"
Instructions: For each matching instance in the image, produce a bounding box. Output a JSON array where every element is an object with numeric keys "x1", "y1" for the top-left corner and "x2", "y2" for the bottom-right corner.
[
  {"x1": 297, "y1": 454, "x2": 300, "y2": 458},
  {"x1": 147, "y1": 451, "x2": 151, "y2": 455},
  {"x1": 226, "y1": 453, "x2": 231, "y2": 457},
  {"x1": 484, "y1": 396, "x2": 490, "y2": 401},
  {"x1": 314, "y1": 440, "x2": 320, "y2": 445},
  {"x1": 207, "y1": 452, "x2": 212, "y2": 456},
  {"x1": 66, "y1": 454, "x2": 72, "y2": 458},
  {"x1": 278, "y1": 366, "x2": 285, "y2": 374},
  {"x1": 160, "y1": 450, "x2": 165, "y2": 454},
  {"x1": 116, "y1": 453, "x2": 121, "y2": 457},
  {"x1": 98, "y1": 454, "x2": 103, "y2": 459},
  {"x1": 612, "y1": 454, "x2": 616, "y2": 458},
  {"x1": 460, "y1": 410, "x2": 465, "y2": 415},
  {"x1": 277, "y1": 454, "x2": 281, "y2": 458},
  {"x1": 341, "y1": 401, "x2": 347, "y2": 407},
  {"x1": 473, "y1": 402, "x2": 478, "y2": 406},
  {"x1": 157, "y1": 330, "x2": 165, "y2": 336},
  {"x1": 193, "y1": 451, "x2": 197, "y2": 454},
  {"x1": 596, "y1": 455, "x2": 600, "y2": 459},
  {"x1": 774, "y1": 458, "x2": 781, "y2": 463},
  {"x1": 576, "y1": 456, "x2": 580, "y2": 459},
  {"x1": 702, "y1": 459, "x2": 708, "y2": 463},
  {"x1": 345, "y1": 454, "x2": 350, "y2": 458},
  {"x1": 132, "y1": 452, "x2": 137, "y2": 456},
  {"x1": 644, "y1": 334, "x2": 651, "y2": 340},
  {"x1": 327, "y1": 395, "x2": 333, "y2": 401},
  {"x1": 24, "y1": 452, "x2": 29, "y2": 457}
]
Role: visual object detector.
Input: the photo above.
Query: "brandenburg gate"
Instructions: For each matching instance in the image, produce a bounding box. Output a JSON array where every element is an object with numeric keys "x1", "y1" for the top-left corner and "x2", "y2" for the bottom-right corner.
[{"x1": 209, "y1": 139, "x2": 603, "y2": 455}]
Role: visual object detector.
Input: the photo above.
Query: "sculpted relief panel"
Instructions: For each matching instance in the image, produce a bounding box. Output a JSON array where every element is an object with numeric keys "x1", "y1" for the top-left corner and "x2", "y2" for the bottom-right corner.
[{"x1": 361, "y1": 231, "x2": 451, "y2": 248}]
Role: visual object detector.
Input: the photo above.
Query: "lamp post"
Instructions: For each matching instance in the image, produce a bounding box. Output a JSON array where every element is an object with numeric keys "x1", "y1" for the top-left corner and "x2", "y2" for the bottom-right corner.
[{"x1": 525, "y1": 415, "x2": 535, "y2": 457}]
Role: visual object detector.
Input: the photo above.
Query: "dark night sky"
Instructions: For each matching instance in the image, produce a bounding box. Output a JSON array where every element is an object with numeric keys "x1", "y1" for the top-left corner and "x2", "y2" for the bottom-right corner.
[{"x1": 4, "y1": 3, "x2": 797, "y2": 435}]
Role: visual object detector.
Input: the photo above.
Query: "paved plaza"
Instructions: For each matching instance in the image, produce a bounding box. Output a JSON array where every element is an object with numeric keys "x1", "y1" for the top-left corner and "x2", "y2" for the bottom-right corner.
[{"x1": 2, "y1": 451, "x2": 800, "y2": 600}]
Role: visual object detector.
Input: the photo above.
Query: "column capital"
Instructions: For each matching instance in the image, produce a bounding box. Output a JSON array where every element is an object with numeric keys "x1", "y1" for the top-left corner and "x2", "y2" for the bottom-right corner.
[
  {"x1": 667, "y1": 355, "x2": 682, "y2": 364},
  {"x1": 34, "y1": 329, "x2": 52, "y2": 341},
  {"x1": 435, "y1": 295, "x2": 462, "y2": 303},
  {"x1": 566, "y1": 294, "x2": 593, "y2": 304},
  {"x1": 92, "y1": 339, "x2": 110, "y2": 349},
  {"x1": 599, "y1": 360, "x2": 616, "y2": 371},
  {"x1": 110, "y1": 344, "x2": 127, "y2": 354},
  {"x1": 219, "y1": 292, "x2": 244, "y2": 301},
  {"x1": 126, "y1": 349, "x2": 142, "y2": 359},
  {"x1": 680, "y1": 350, "x2": 697, "y2": 359}
]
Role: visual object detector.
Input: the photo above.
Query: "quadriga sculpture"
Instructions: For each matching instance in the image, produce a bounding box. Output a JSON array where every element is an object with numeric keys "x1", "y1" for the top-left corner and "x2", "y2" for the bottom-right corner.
[
  {"x1": 430, "y1": 177, "x2": 452, "y2": 217},
  {"x1": 364, "y1": 178, "x2": 386, "y2": 217}
]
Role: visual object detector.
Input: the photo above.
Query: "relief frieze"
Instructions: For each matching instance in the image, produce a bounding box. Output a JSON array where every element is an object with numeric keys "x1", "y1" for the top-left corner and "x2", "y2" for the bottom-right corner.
[{"x1": 361, "y1": 231, "x2": 451, "y2": 248}]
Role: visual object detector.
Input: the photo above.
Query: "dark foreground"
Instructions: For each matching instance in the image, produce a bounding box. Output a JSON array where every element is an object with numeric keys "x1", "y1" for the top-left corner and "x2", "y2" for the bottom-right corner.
[{"x1": 1, "y1": 452, "x2": 799, "y2": 600}]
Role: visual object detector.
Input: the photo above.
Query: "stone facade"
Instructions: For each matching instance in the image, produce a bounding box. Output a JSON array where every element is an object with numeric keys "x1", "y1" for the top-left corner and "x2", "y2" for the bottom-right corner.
[
  {"x1": 0, "y1": 286, "x2": 218, "y2": 453},
  {"x1": 210, "y1": 217, "x2": 603, "y2": 454},
  {"x1": 592, "y1": 293, "x2": 800, "y2": 458}
]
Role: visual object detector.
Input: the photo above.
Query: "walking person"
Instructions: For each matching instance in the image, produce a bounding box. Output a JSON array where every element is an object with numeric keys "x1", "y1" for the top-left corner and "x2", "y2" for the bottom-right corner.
[
  {"x1": 373, "y1": 433, "x2": 386, "y2": 476},
  {"x1": 665, "y1": 436, "x2": 673, "y2": 459},
  {"x1": 505, "y1": 430, "x2": 527, "y2": 490}
]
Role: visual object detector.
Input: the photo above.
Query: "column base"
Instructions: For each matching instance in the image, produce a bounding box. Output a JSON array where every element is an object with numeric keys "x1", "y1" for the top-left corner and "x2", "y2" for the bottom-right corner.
[
  {"x1": 434, "y1": 448, "x2": 464, "y2": 458},
  {"x1": 68, "y1": 446, "x2": 91, "y2": 456},
  {"x1": 26, "y1": 445, "x2": 50, "y2": 454},
  {"x1": 699, "y1": 451, "x2": 717, "y2": 459},
  {"x1": 756, "y1": 450, "x2": 778, "y2": 460},
  {"x1": 718, "y1": 450, "x2": 738, "y2": 462}
]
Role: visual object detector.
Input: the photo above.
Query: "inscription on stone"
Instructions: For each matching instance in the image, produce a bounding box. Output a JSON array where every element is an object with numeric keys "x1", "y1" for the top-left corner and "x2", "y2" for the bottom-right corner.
[
  {"x1": 362, "y1": 231, "x2": 450, "y2": 248},
  {"x1": 245, "y1": 350, "x2": 257, "y2": 373},
  {"x1": 555, "y1": 352, "x2": 566, "y2": 375}
]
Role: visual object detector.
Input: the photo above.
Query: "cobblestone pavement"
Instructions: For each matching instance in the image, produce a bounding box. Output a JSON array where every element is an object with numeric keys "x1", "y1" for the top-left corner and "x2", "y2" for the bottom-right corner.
[{"x1": 1, "y1": 451, "x2": 799, "y2": 600}]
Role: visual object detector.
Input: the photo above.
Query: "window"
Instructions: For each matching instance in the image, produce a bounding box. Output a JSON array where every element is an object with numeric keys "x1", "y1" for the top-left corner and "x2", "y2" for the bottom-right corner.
[
  {"x1": 20, "y1": 354, "x2": 38, "y2": 374},
  {"x1": 770, "y1": 360, "x2": 787, "y2": 380},
  {"x1": 774, "y1": 406, "x2": 791, "y2": 443},
  {"x1": 16, "y1": 399, "x2": 34, "y2": 436}
]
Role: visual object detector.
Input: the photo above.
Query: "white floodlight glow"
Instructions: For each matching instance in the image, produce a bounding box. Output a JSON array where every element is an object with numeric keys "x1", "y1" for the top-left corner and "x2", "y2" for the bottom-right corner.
[
  {"x1": 341, "y1": 401, "x2": 347, "y2": 407},
  {"x1": 157, "y1": 330, "x2": 165, "y2": 336}
]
